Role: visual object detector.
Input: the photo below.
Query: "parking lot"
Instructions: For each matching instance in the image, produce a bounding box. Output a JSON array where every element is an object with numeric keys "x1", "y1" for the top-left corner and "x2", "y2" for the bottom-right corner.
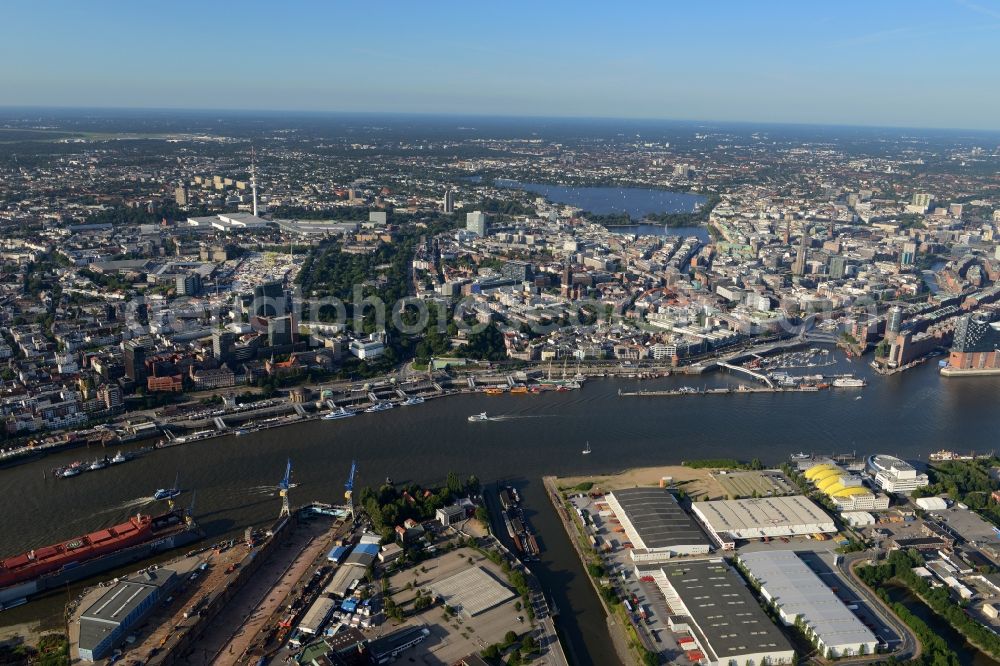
[
  {"x1": 714, "y1": 469, "x2": 797, "y2": 499},
  {"x1": 565, "y1": 490, "x2": 694, "y2": 664}
]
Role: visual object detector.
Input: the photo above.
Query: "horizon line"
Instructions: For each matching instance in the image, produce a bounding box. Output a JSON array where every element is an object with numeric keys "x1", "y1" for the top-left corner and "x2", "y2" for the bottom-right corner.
[{"x1": 1, "y1": 104, "x2": 999, "y2": 135}]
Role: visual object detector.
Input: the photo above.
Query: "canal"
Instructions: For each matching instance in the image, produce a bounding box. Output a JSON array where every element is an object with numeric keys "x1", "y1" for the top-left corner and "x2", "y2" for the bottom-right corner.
[{"x1": 883, "y1": 584, "x2": 1000, "y2": 666}]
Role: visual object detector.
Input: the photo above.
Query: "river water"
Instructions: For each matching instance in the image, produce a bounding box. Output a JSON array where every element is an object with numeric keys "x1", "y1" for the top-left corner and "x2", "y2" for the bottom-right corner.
[
  {"x1": 494, "y1": 179, "x2": 705, "y2": 219},
  {"x1": 4, "y1": 353, "x2": 1000, "y2": 663}
]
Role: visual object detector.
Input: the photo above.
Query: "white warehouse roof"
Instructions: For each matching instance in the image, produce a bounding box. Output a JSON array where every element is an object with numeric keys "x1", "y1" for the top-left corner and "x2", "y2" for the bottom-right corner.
[
  {"x1": 692, "y1": 495, "x2": 836, "y2": 540},
  {"x1": 915, "y1": 496, "x2": 948, "y2": 511},
  {"x1": 841, "y1": 511, "x2": 876, "y2": 528},
  {"x1": 740, "y1": 550, "x2": 878, "y2": 658}
]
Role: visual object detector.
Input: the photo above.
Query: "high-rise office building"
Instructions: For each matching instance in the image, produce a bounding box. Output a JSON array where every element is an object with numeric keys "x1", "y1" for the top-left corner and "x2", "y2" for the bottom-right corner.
[
  {"x1": 911, "y1": 192, "x2": 932, "y2": 211},
  {"x1": 212, "y1": 330, "x2": 236, "y2": 359},
  {"x1": 268, "y1": 316, "x2": 296, "y2": 347},
  {"x1": 792, "y1": 232, "x2": 810, "y2": 276},
  {"x1": 175, "y1": 273, "x2": 202, "y2": 296},
  {"x1": 501, "y1": 260, "x2": 533, "y2": 283},
  {"x1": 123, "y1": 341, "x2": 148, "y2": 383},
  {"x1": 466, "y1": 211, "x2": 487, "y2": 236},
  {"x1": 560, "y1": 262, "x2": 574, "y2": 299},
  {"x1": 443, "y1": 189, "x2": 455, "y2": 213},
  {"x1": 901, "y1": 241, "x2": 918, "y2": 267},
  {"x1": 887, "y1": 306, "x2": 903, "y2": 336},
  {"x1": 253, "y1": 281, "x2": 286, "y2": 317}
]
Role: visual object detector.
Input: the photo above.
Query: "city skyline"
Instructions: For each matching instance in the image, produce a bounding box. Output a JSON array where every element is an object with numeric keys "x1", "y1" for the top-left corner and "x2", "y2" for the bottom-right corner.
[{"x1": 3, "y1": 0, "x2": 1000, "y2": 131}]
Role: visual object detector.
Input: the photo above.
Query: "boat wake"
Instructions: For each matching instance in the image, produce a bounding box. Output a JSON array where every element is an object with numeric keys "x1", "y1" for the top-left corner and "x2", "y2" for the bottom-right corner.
[
  {"x1": 488, "y1": 414, "x2": 557, "y2": 422},
  {"x1": 120, "y1": 496, "x2": 156, "y2": 510}
]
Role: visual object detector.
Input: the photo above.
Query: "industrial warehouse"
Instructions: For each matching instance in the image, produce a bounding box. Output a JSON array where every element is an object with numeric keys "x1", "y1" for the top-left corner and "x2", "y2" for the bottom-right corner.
[
  {"x1": 739, "y1": 551, "x2": 879, "y2": 658},
  {"x1": 76, "y1": 568, "x2": 177, "y2": 661},
  {"x1": 640, "y1": 558, "x2": 796, "y2": 666},
  {"x1": 691, "y1": 496, "x2": 836, "y2": 549},
  {"x1": 604, "y1": 487, "x2": 711, "y2": 562}
]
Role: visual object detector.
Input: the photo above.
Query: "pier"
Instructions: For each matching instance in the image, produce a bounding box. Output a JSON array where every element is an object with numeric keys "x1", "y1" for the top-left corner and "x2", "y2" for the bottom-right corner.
[{"x1": 618, "y1": 385, "x2": 845, "y2": 397}]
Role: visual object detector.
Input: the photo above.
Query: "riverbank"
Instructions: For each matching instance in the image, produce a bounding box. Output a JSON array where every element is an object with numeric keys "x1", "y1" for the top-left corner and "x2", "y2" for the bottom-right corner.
[
  {"x1": 555, "y1": 464, "x2": 725, "y2": 500},
  {"x1": 542, "y1": 476, "x2": 638, "y2": 666}
]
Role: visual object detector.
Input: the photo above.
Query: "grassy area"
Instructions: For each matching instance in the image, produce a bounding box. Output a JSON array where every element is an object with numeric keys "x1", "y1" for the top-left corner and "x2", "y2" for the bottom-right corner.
[{"x1": 0, "y1": 633, "x2": 70, "y2": 666}]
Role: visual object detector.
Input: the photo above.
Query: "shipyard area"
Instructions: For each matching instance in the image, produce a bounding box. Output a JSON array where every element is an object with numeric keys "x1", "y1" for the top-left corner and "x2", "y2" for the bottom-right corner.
[{"x1": 20, "y1": 461, "x2": 567, "y2": 666}]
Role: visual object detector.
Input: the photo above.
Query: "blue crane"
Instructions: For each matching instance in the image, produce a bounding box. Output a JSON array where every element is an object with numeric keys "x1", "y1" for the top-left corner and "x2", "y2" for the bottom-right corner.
[
  {"x1": 278, "y1": 458, "x2": 292, "y2": 518},
  {"x1": 345, "y1": 459, "x2": 357, "y2": 520}
]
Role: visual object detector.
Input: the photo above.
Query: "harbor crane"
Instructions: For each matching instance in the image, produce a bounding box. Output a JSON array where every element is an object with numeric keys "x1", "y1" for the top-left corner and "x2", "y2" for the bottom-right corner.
[
  {"x1": 278, "y1": 458, "x2": 293, "y2": 519},
  {"x1": 345, "y1": 460, "x2": 357, "y2": 521}
]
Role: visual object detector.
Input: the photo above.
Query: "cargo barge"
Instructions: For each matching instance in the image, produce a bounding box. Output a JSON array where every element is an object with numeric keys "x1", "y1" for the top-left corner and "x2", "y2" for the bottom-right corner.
[
  {"x1": 0, "y1": 508, "x2": 202, "y2": 610},
  {"x1": 498, "y1": 483, "x2": 540, "y2": 560}
]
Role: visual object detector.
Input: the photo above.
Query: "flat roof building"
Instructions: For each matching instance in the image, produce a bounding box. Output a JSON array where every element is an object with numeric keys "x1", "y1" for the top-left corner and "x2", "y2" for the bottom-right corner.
[
  {"x1": 605, "y1": 487, "x2": 711, "y2": 562},
  {"x1": 645, "y1": 558, "x2": 795, "y2": 666},
  {"x1": 691, "y1": 496, "x2": 836, "y2": 550},
  {"x1": 369, "y1": 626, "x2": 430, "y2": 665},
  {"x1": 299, "y1": 596, "x2": 337, "y2": 635},
  {"x1": 77, "y1": 568, "x2": 177, "y2": 661},
  {"x1": 429, "y1": 566, "x2": 515, "y2": 617},
  {"x1": 739, "y1": 551, "x2": 877, "y2": 659}
]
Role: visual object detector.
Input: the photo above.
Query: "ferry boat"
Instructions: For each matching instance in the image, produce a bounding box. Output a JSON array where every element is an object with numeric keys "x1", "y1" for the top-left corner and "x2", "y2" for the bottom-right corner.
[
  {"x1": 832, "y1": 377, "x2": 866, "y2": 388},
  {"x1": 484, "y1": 387, "x2": 505, "y2": 395},
  {"x1": 468, "y1": 412, "x2": 489, "y2": 422},
  {"x1": 322, "y1": 406, "x2": 356, "y2": 420},
  {"x1": 510, "y1": 386, "x2": 529, "y2": 395},
  {"x1": 364, "y1": 402, "x2": 393, "y2": 413},
  {"x1": 153, "y1": 473, "x2": 181, "y2": 501},
  {"x1": 401, "y1": 396, "x2": 425, "y2": 406}
]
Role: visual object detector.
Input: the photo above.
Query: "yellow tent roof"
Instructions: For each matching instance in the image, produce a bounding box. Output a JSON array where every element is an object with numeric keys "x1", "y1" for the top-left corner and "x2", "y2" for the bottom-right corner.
[
  {"x1": 832, "y1": 487, "x2": 871, "y2": 498},
  {"x1": 817, "y1": 476, "x2": 846, "y2": 492},
  {"x1": 812, "y1": 468, "x2": 843, "y2": 484},
  {"x1": 804, "y1": 464, "x2": 839, "y2": 480}
]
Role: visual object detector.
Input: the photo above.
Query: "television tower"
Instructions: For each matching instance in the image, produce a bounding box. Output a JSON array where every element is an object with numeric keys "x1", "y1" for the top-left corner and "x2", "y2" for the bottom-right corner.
[{"x1": 250, "y1": 146, "x2": 259, "y2": 218}]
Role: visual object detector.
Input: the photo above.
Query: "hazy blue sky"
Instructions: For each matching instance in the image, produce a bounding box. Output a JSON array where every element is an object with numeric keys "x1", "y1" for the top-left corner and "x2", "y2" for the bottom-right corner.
[{"x1": 2, "y1": 0, "x2": 999, "y2": 129}]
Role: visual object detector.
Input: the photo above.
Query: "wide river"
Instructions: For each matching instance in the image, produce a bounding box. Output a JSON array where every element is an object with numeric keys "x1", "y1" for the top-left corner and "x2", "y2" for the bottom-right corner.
[{"x1": 3, "y1": 352, "x2": 1000, "y2": 664}]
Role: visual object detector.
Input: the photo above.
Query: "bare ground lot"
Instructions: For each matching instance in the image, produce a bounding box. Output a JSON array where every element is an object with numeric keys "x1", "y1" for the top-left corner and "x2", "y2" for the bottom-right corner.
[{"x1": 557, "y1": 465, "x2": 726, "y2": 500}]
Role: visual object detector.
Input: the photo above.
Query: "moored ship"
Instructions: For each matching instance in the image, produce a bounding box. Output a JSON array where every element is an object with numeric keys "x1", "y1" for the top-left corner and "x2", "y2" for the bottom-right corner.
[
  {"x1": 832, "y1": 377, "x2": 866, "y2": 388},
  {"x1": 0, "y1": 508, "x2": 201, "y2": 609}
]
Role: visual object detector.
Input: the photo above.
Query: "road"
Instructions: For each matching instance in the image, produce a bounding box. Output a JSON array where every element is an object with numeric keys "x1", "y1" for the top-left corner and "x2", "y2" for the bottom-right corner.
[{"x1": 838, "y1": 552, "x2": 921, "y2": 664}]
